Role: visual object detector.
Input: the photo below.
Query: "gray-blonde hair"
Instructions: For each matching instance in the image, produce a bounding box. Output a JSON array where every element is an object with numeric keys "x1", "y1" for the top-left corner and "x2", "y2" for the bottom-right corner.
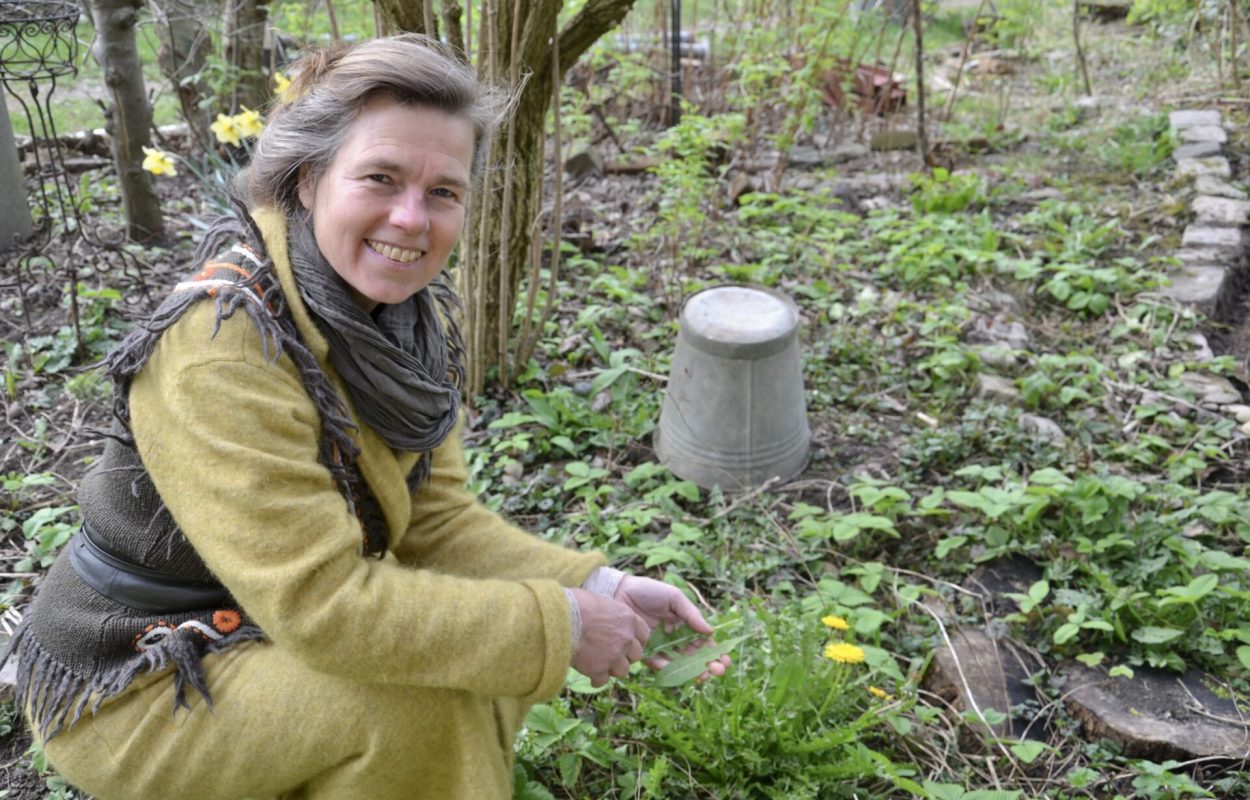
[{"x1": 244, "y1": 34, "x2": 499, "y2": 215}]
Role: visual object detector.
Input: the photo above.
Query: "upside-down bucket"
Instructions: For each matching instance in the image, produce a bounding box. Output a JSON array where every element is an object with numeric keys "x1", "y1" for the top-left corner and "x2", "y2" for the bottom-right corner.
[{"x1": 655, "y1": 285, "x2": 809, "y2": 490}]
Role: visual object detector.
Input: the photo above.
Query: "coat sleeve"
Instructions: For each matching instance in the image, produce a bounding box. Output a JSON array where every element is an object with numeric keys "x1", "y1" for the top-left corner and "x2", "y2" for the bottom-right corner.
[
  {"x1": 393, "y1": 425, "x2": 607, "y2": 586},
  {"x1": 127, "y1": 304, "x2": 572, "y2": 703}
]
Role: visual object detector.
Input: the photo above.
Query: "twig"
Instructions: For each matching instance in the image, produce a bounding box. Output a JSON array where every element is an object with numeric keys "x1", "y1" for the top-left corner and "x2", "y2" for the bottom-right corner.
[{"x1": 709, "y1": 475, "x2": 781, "y2": 521}]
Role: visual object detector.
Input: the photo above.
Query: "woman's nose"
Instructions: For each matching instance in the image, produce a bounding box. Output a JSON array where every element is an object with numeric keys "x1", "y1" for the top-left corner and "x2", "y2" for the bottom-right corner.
[{"x1": 391, "y1": 191, "x2": 430, "y2": 233}]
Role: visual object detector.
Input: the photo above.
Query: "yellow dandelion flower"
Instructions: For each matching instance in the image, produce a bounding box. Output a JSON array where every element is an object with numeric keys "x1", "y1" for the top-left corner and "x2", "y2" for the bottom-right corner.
[
  {"x1": 272, "y1": 71, "x2": 294, "y2": 103},
  {"x1": 141, "y1": 146, "x2": 177, "y2": 176},
  {"x1": 823, "y1": 642, "x2": 865, "y2": 664},
  {"x1": 821, "y1": 614, "x2": 850, "y2": 631},
  {"x1": 234, "y1": 107, "x2": 264, "y2": 139},
  {"x1": 868, "y1": 685, "x2": 894, "y2": 701},
  {"x1": 211, "y1": 113, "x2": 242, "y2": 147}
]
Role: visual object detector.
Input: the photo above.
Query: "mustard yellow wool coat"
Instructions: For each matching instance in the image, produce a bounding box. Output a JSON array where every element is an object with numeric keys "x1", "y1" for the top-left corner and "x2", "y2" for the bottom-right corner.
[{"x1": 42, "y1": 209, "x2": 606, "y2": 800}]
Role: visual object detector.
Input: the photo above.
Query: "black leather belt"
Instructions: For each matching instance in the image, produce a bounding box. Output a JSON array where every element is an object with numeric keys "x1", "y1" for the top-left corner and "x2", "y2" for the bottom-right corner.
[{"x1": 68, "y1": 521, "x2": 232, "y2": 613}]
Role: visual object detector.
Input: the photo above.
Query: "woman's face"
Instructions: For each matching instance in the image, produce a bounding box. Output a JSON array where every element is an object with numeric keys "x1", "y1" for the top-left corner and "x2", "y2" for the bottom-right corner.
[{"x1": 298, "y1": 96, "x2": 476, "y2": 312}]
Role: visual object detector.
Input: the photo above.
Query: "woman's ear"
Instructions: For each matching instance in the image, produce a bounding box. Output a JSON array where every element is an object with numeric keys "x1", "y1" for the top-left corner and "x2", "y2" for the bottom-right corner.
[{"x1": 297, "y1": 164, "x2": 314, "y2": 210}]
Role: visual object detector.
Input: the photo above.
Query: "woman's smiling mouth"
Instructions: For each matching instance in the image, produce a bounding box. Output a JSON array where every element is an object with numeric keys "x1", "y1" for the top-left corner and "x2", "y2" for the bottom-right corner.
[{"x1": 368, "y1": 240, "x2": 424, "y2": 263}]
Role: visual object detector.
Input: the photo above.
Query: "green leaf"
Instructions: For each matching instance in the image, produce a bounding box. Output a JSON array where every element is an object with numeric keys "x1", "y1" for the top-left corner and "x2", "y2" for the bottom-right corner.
[
  {"x1": 1076, "y1": 652, "x2": 1105, "y2": 667},
  {"x1": 1237, "y1": 646, "x2": 1250, "y2": 671},
  {"x1": 1053, "y1": 623, "x2": 1080, "y2": 645},
  {"x1": 652, "y1": 635, "x2": 748, "y2": 687},
  {"x1": 1108, "y1": 664, "x2": 1134, "y2": 678},
  {"x1": 1009, "y1": 740, "x2": 1047, "y2": 764},
  {"x1": 1132, "y1": 626, "x2": 1184, "y2": 644}
]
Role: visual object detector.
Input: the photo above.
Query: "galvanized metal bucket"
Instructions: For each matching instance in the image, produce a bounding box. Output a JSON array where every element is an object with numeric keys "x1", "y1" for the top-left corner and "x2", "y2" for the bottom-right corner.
[{"x1": 656, "y1": 285, "x2": 809, "y2": 490}]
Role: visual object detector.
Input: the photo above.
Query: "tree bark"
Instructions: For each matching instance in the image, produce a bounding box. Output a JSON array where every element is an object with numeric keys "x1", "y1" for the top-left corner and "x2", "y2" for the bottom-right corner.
[
  {"x1": 378, "y1": 0, "x2": 638, "y2": 391},
  {"x1": 82, "y1": 0, "x2": 165, "y2": 242},
  {"x1": 152, "y1": 0, "x2": 214, "y2": 148},
  {"x1": 224, "y1": 0, "x2": 271, "y2": 111}
]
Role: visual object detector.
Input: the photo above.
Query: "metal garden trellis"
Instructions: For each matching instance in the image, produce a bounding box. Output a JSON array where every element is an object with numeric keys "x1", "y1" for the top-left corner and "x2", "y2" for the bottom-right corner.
[{"x1": 0, "y1": 0, "x2": 147, "y2": 360}]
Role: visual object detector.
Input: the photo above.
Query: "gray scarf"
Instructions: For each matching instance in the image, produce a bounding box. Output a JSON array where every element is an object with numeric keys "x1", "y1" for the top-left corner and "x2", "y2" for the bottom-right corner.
[{"x1": 287, "y1": 216, "x2": 464, "y2": 481}]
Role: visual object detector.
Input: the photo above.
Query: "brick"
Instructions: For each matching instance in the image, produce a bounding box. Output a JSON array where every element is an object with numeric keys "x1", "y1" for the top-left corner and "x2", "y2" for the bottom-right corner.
[
  {"x1": 1179, "y1": 125, "x2": 1228, "y2": 144},
  {"x1": 1181, "y1": 225, "x2": 1244, "y2": 252},
  {"x1": 1173, "y1": 141, "x2": 1222, "y2": 160},
  {"x1": 1160, "y1": 265, "x2": 1226, "y2": 311},
  {"x1": 1169, "y1": 109, "x2": 1222, "y2": 129},
  {"x1": 1192, "y1": 195, "x2": 1250, "y2": 226},
  {"x1": 1195, "y1": 174, "x2": 1247, "y2": 199},
  {"x1": 1176, "y1": 157, "x2": 1232, "y2": 179}
]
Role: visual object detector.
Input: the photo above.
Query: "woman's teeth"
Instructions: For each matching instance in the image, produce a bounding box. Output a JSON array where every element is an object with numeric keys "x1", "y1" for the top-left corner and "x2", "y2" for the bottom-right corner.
[{"x1": 369, "y1": 240, "x2": 422, "y2": 262}]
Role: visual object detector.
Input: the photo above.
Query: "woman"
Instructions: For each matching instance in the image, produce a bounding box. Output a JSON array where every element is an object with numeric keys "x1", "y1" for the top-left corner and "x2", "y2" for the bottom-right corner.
[{"x1": 5, "y1": 35, "x2": 727, "y2": 799}]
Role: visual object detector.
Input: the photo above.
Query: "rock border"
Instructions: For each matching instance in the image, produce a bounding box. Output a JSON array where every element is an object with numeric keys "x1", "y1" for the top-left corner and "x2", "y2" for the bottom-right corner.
[{"x1": 1162, "y1": 109, "x2": 1249, "y2": 316}]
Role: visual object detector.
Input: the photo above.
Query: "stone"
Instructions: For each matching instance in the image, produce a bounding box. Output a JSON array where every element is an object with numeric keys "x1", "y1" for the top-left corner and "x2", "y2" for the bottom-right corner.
[
  {"x1": 1194, "y1": 174, "x2": 1247, "y2": 199},
  {"x1": 1176, "y1": 157, "x2": 1232, "y2": 180},
  {"x1": 1224, "y1": 403, "x2": 1250, "y2": 424},
  {"x1": 1192, "y1": 195, "x2": 1250, "y2": 226},
  {"x1": 1180, "y1": 225, "x2": 1244, "y2": 254},
  {"x1": 1173, "y1": 141, "x2": 1222, "y2": 160},
  {"x1": 1179, "y1": 125, "x2": 1228, "y2": 144},
  {"x1": 1169, "y1": 109, "x2": 1222, "y2": 130},
  {"x1": 564, "y1": 148, "x2": 604, "y2": 181},
  {"x1": 788, "y1": 145, "x2": 824, "y2": 168},
  {"x1": 829, "y1": 143, "x2": 869, "y2": 163},
  {"x1": 968, "y1": 314, "x2": 1030, "y2": 350},
  {"x1": 1184, "y1": 331, "x2": 1215, "y2": 361},
  {"x1": 924, "y1": 629, "x2": 1042, "y2": 741},
  {"x1": 1021, "y1": 187, "x2": 1065, "y2": 203},
  {"x1": 1019, "y1": 413, "x2": 1066, "y2": 442},
  {"x1": 1176, "y1": 248, "x2": 1226, "y2": 266},
  {"x1": 1179, "y1": 371, "x2": 1242, "y2": 405},
  {"x1": 1064, "y1": 663, "x2": 1250, "y2": 760},
  {"x1": 974, "y1": 345, "x2": 1019, "y2": 370},
  {"x1": 1161, "y1": 266, "x2": 1226, "y2": 311},
  {"x1": 977, "y1": 374, "x2": 1020, "y2": 404},
  {"x1": 0, "y1": 658, "x2": 14, "y2": 695}
]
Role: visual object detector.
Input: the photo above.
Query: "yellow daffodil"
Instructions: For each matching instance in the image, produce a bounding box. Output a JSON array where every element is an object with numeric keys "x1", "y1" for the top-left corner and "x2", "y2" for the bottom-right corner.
[
  {"x1": 823, "y1": 642, "x2": 865, "y2": 664},
  {"x1": 821, "y1": 614, "x2": 850, "y2": 631},
  {"x1": 272, "y1": 70, "x2": 294, "y2": 103},
  {"x1": 234, "y1": 107, "x2": 264, "y2": 139},
  {"x1": 141, "y1": 146, "x2": 177, "y2": 176},
  {"x1": 211, "y1": 112, "x2": 242, "y2": 147},
  {"x1": 868, "y1": 685, "x2": 894, "y2": 701}
]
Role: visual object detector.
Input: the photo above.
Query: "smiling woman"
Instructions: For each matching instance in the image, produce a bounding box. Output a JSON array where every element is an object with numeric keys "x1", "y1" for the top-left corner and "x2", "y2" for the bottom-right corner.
[{"x1": 1, "y1": 33, "x2": 728, "y2": 800}]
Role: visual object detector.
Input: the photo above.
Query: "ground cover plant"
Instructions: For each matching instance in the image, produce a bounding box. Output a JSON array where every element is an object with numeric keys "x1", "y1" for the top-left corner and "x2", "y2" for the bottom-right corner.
[{"x1": 4, "y1": 0, "x2": 1250, "y2": 798}]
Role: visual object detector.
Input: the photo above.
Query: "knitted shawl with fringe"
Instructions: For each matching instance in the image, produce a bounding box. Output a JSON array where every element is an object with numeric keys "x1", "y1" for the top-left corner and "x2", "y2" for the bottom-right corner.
[{"x1": 2, "y1": 207, "x2": 464, "y2": 740}]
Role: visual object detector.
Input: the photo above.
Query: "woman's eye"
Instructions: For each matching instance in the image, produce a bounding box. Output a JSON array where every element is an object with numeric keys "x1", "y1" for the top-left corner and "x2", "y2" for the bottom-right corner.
[
  {"x1": 367, "y1": 174, "x2": 391, "y2": 184},
  {"x1": 432, "y1": 187, "x2": 458, "y2": 200}
]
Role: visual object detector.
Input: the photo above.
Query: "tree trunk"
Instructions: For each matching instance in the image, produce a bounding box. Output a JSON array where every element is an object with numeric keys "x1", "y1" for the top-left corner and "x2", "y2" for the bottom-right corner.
[
  {"x1": 224, "y1": 0, "x2": 271, "y2": 111},
  {"x1": 82, "y1": 0, "x2": 165, "y2": 242},
  {"x1": 377, "y1": 0, "x2": 638, "y2": 392},
  {"x1": 152, "y1": 0, "x2": 214, "y2": 148}
]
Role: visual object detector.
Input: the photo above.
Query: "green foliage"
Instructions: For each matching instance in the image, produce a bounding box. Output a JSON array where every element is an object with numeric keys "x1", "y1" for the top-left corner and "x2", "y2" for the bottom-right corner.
[{"x1": 908, "y1": 168, "x2": 986, "y2": 214}]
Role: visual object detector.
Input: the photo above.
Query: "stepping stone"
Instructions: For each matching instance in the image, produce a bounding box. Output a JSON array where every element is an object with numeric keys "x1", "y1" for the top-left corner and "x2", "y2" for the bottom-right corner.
[
  {"x1": 1176, "y1": 247, "x2": 1226, "y2": 266},
  {"x1": 1177, "y1": 157, "x2": 1232, "y2": 180},
  {"x1": 1179, "y1": 125, "x2": 1228, "y2": 144},
  {"x1": 1192, "y1": 195, "x2": 1250, "y2": 226},
  {"x1": 1174, "y1": 141, "x2": 1222, "y2": 160},
  {"x1": 1160, "y1": 266, "x2": 1225, "y2": 312},
  {"x1": 1169, "y1": 109, "x2": 1222, "y2": 130},
  {"x1": 1195, "y1": 175, "x2": 1248, "y2": 199},
  {"x1": 1179, "y1": 370, "x2": 1242, "y2": 405},
  {"x1": 1181, "y1": 224, "x2": 1244, "y2": 254},
  {"x1": 925, "y1": 630, "x2": 1043, "y2": 741},
  {"x1": 977, "y1": 373, "x2": 1020, "y2": 404},
  {"x1": 1063, "y1": 663, "x2": 1250, "y2": 760}
]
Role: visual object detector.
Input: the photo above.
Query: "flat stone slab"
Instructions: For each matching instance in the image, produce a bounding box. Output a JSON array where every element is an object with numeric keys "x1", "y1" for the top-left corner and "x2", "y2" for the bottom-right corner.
[
  {"x1": 1195, "y1": 174, "x2": 1248, "y2": 199},
  {"x1": 1064, "y1": 663, "x2": 1250, "y2": 761},
  {"x1": 1176, "y1": 247, "x2": 1226, "y2": 266},
  {"x1": 1161, "y1": 266, "x2": 1226, "y2": 311},
  {"x1": 977, "y1": 373, "x2": 1020, "y2": 404},
  {"x1": 1170, "y1": 109, "x2": 1222, "y2": 130},
  {"x1": 925, "y1": 629, "x2": 1041, "y2": 740},
  {"x1": 1177, "y1": 157, "x2": 1232, "y2": 180},
  {"x1": 1193, "y1": 195, "x2": 1250, "y2": 226},
  {"x1": 1181, "y1": 224, "x2": 1244, "y2": 253},
  {"x1": 1179, "y1": 370, "x2": 1242, "y2": 405},
  {"x1": 1174, "y1": 141, "x2": 1222, "y2": 160},
  {"x1": 1179, "y1": 125, "x2": 1228, "y2": 144}
]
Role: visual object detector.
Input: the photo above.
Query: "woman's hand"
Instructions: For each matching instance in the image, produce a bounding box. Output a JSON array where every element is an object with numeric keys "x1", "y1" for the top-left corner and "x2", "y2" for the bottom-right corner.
[
  {"x1": 569, "y1": 588, "x2": 651, "y2": 687},
  {"x1": 614, "y1": 576, "x2": 731, "y2": 682}
]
